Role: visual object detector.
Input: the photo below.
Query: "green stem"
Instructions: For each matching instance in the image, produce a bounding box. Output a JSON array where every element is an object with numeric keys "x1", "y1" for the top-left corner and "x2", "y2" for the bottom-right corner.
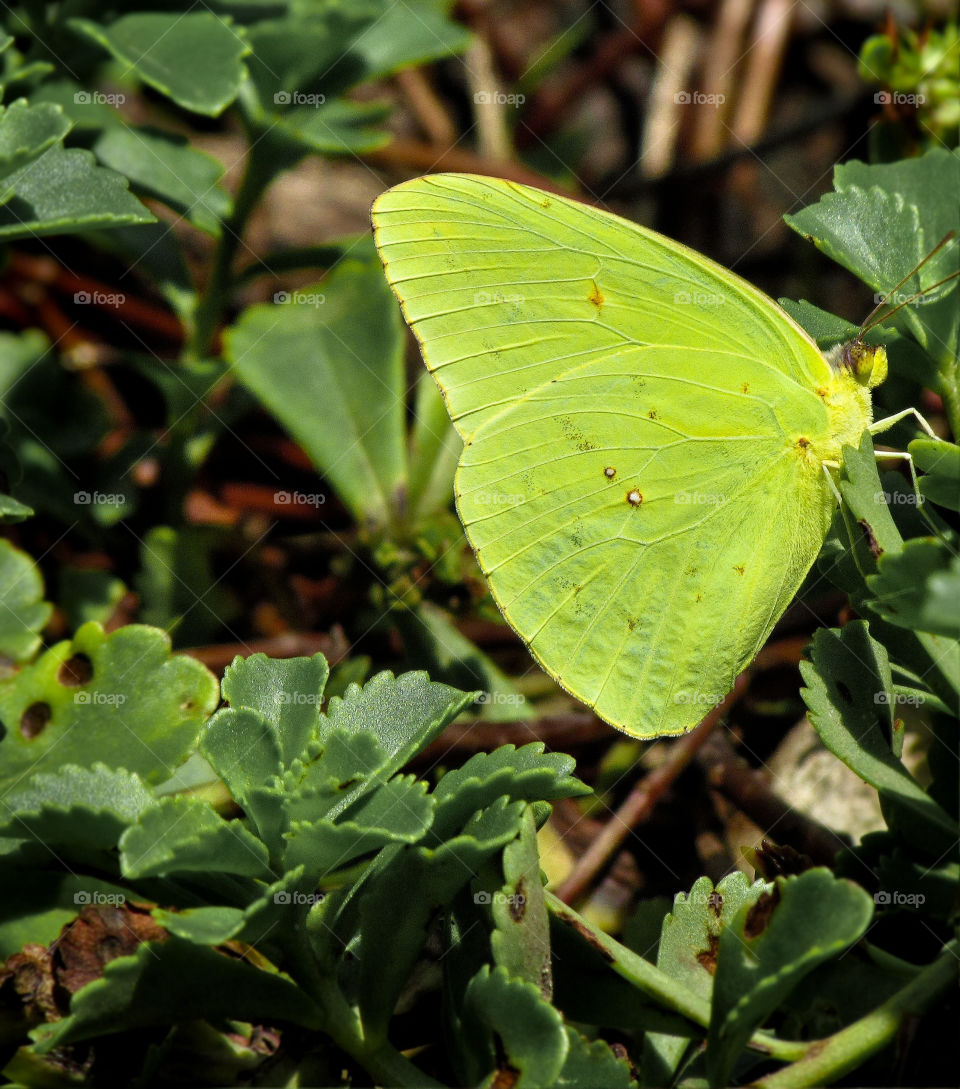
[
  {"x1": 186, "y1": 142, "x2": 268, "y2": 359},
  {"x1": 751, "y1": 939, "x2": 959, "y2": 1088},
  {"x1": 287, "y1": 921, "x2": 441, "y2": 1088}
]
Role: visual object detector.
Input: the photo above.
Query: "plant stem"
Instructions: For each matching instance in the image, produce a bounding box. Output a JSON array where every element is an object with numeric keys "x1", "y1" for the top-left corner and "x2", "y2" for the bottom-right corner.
[
  {"x1": 186, "y1": 120, "x2": 301, "y2": 360},
  {"x1": 751, "y1": 939, "x2": 959, "y2": 1088}
]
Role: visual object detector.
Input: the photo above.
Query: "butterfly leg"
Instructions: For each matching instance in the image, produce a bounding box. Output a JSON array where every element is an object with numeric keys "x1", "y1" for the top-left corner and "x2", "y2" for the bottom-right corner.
[{"x1": 869, "y1": 406, "x2": 940, "y2": 439}]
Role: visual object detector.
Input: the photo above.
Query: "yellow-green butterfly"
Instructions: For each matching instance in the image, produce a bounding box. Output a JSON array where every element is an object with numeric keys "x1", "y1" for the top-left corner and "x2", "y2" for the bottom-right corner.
[{"x1": 371, "y1": 173, "x2": 893, "y2": 739}]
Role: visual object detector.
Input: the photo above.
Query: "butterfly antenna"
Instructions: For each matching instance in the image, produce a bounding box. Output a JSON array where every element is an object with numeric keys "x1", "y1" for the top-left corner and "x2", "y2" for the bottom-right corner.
[
  {"x1": 861, "y1": 267, "x2": 960, "y2": 336},
  {"x1": 857, "y1": 230, "x2": 958, "y2": 337}
]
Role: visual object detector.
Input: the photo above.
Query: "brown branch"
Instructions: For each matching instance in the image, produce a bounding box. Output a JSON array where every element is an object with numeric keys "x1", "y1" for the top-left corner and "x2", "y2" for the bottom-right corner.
[{"x1": 553, "y1": 674, "x2": 748, "y2": 905}]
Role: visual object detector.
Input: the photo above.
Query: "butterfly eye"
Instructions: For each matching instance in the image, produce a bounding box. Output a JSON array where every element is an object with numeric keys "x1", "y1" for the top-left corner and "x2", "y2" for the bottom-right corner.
[{"x1": 845, "y1": 342, "x2": 888, "y2": 388}]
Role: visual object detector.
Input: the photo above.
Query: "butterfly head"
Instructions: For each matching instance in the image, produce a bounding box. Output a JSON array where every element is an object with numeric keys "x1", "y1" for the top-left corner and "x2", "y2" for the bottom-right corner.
[{"x1": 841, "y1": 339, "x2": 888, "y2": 388}]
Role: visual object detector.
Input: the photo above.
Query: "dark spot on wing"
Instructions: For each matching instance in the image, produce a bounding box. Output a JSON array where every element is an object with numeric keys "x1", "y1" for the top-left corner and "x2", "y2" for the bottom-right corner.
[
  {"x1": 742, "y1": 382, "x2": 750, "y2": 393},
  {"x1": 626, "y1": 489, "x2": 643, "y2": 506},
  {"x1": 588, "y1": 281, "x2": 604, "y2": 309},
  {"x1": 604, "y1": 466, "x2": 616, "y2": 479},
  {"x1": 647, "y1": 409, "x2": 658, "y2": 420},
  {"x1": 796, "y1": 436, "x2": 810, "y2": 448},
  {"x1": 734, "y1": 564, "x2": 745, "y2": 575},
  {"x1": 627, "y1": 618, "x2": 636, "y2": 631}
]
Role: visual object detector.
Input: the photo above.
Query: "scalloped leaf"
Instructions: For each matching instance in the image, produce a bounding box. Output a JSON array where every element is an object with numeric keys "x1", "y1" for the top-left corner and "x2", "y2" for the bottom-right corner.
[
  {"x1": 642, "y1": 872, "x2": 764, "y2": 1086},
  {"x1": 784, "y1": 149, "x2": 959, "y2": 372},
  {"x1": 463, "y1": 964, "x2": 568, "y2": 1087},
  {"x1": 355, "y1": 797, "x2": 527, "y2": 1041},
  {"x1": 0, "y1": 537, "x2": 51, "y2": 662},
  {"x1": 867, "y1": 538, "x2": 960, "y2": 639},
  {"x1": 120, "y1": 795, "x2": 271, "y2": 880},
  {"x1": 0, "y1": 622, "x2": 218, "y2": 793},
  {"x1": 92, "y1": 124, "x2": 230, "y2": 236},
  {"x1": 284, "y1": 775, "x2": 434, "y2": 875},
  {"x1": 31, "y1": 938, "x2": 322, "y2": 1052},
  {"x1": 432, "y1": 742, "x2": 589, "y2": 838},
  {"x1": 490, "y1": 805, "x2": 552, "y2": 996},
  {"x1": 0, "y1": 144, "x2": 153, "y2": 240},
  {"x1": 69, "y1": 13, "x2": 251, "y2": 117},
  {"x1": 707, "y1": 869, "x2": 873, "y2": 1087},
  {"x1": 911, "y1": 438, "x2": 960, "y2": 511},
  {"x1": 154, "y1": 866, "x2": 320, "y2": 947},
  {"x1": 0, "y1": 99, "x2": 70, "y2": 187},
  {"x1": 221, "y1": 651, "x2": 328, "y2": 764},
  {"x1": 463, "y1": 965, "x2": 633, "y2": 1089},
  {"x1": 319, "y1": 669, "x2": 475, "y2": 804},
  {"x1": 200, "y1": 706, "x2": 283, "y2": 820},
  {"x1": 801, "y1": 622, "x2": 956, "y2": 849},
  {"x1": 0, "y1": 763, "x2": 152, "y2": 848}
]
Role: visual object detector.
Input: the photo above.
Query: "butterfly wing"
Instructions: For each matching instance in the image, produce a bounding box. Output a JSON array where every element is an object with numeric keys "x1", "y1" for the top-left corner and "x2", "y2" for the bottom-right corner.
[
  {"x1": 372, "y1": 174, "x2": 855, "y2": 736},
  {"x1": 372, "y1": 173, "x2": 832, "y2": 439}
]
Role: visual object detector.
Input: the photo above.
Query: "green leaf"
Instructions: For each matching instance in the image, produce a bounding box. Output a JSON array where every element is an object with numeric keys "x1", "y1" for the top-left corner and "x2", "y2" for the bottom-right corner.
[
  {"x1": 120, "y1": 795, "x2": 271, "y2": 880},
  {"x1": 319, "y1": 669, "x2": 475, "y2": 807},
  {"x1": 284, "y1": 775, "x2": 435, "y2": 875},
  {"x1": 92, "y1": 125, "x2": 230, "y2": 235},
  {"x1": 31, "y1": 938, "x2": 322, "y2": 1052},
  {"x1": 490, "y1": 806, "x2": 552, "y2": 996},
  {"x1": 708, "y1": 869, "x2": 873, "y2": 1087},
  {"x1": 355, "y1": 797, "x2": 527, "y2": 1041},
  {"x1": 69, "y1": 13, "x2": 251, "y2": 117},
  {"x1": 154, "y1": 865, "x2": 320, "y2": 947},
  {"x1": 463, "y1": 964, "x2": 568, "y2": 1088},
  {"x1": 348, "y1": 0, "x2": 471, "y2": 81},
  {"x1": 407, "y1": 372, "x2": 461, "y2": 519},
  {"x1": 801, "y1": 622, "x2": 956, "y2": 850},
  {"x1": 868, "y1": 537, "x2": 960, "y2": 639},
  {"x1": 136, "y1": 525, "x2": 238, "y2": 646},
  {"x1": 269, "y1": 98, "x2": 392, "y2": 155},
  {"x1": 397, "y1": 602, "x2": 534, "y2": 722},
  {"x1": 201, "y1": 706, "x2": 283, "y2": 814},
  {"x1": 220, "y1": 651, "x2": 328, "y2": 764},
  {"x1": 227, "y1": 259, "x2": 407, "y2": 528},
  {"x1": 0, "y1": 622, "x2": 218, "y2": 793},
  {"x1": 911, "y1": 438, "x2": 960, "y2": 511},
  {"x1": 0, "y1": 763, "x2": 152, "y2": 848},
  {"x1": 0, "y1": 144, "x2": 153, "y2": 240},
  {"x1": 58, "y1": 567, "x2": 126, "y2": 630},
  {"x1": 0, "y1": 537, "x2": 51, "y2": 662},
  {"x1": 432, "y1": 742, "x2": 588, "y2": 839},
  {"x1": 784, "y1": 148, "x2": 960, "y2": 426},
  {"x1": 643, "y1": 873, "x2": 764, "y2": 1087},
  {"x1": 0, "y1": 99, "x2": 70, "y2": 188}
]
